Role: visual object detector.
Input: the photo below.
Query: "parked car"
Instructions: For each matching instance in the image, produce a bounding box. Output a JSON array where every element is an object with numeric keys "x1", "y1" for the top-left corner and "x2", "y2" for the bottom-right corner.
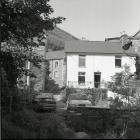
[
  {"x1": 66, "y1": 93, "x2": 92, "y2": 112},
  {"x1": 32, "y1": 93, "x2": 56, "y2": 112}
]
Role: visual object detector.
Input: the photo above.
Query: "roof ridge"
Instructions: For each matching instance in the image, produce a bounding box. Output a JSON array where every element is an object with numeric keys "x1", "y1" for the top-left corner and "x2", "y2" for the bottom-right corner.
[
  {"x1": 66, "y1": 40, "x2": 121, "y2": 44},
  {"x1": 133, "y1": 30, "x2": 140, "y2": 37}
]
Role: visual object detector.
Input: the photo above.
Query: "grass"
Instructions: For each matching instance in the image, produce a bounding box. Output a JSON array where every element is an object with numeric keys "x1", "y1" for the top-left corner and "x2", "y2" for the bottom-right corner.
[{"x1": 1, "y1": 107, "x2": 76, "y2": 139}]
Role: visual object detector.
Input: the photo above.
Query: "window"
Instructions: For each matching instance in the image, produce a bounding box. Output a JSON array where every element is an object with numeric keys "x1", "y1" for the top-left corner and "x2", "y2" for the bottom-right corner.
[
  {"x1": 78, "y1": 72, "x2": 85, "y2": 85},
  {"x1": 55, "y1": 61, "x2": 59, "y2": 68},
  {"x1": 115, "y1": 56, "x2": 122, "y2": 68},
  {"x1": 54, "y1": 71, "x2": 59, "y2": 78},
  {"x1": 79, "y1": 55, "x2": 86, "y2": 67}
]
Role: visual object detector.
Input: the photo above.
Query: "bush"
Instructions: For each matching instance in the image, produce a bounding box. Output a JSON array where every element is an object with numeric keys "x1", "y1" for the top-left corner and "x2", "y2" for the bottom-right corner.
[
  {"x1": 2, "y1": 118, "x2": 36, "y2": 139},
  {"x1": 62, "y1": 87, "x2": 108, "y2": 105},
  {"x1": 1, "y1": 108, "x2": 39, "y2": 139},
  {"x1": 61, "y1": 87, "x2": 77, "y2": 103},
  {"x1": 84, "y1": 88, "x2": 108, "y2": 105},
  {"x1": 2, "y1": 108, "x2": 76, "y2": 139},
  {"x1": 44, "y1": 78, "x2": 61, "y2": 94}
]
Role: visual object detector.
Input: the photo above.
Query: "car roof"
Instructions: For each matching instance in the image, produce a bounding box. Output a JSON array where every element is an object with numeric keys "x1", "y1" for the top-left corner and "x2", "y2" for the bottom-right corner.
[{"x1": 35, "y1": 93, "x2": 53, "y2": 99}]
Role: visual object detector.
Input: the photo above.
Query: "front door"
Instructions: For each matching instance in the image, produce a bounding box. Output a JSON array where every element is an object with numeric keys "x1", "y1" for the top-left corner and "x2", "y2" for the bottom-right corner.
[{"x1": 94, "y1": 72, "x2": 101, "y2": 88}]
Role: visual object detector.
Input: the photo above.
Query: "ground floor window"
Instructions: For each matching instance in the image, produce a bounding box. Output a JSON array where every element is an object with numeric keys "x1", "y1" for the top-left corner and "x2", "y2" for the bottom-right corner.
[
  {"x1": 54, "y1": 71, "x2": 59, "y2": 78},
  {"x1": 78, "y1": 72, "x2": 85, "y2": 85}
]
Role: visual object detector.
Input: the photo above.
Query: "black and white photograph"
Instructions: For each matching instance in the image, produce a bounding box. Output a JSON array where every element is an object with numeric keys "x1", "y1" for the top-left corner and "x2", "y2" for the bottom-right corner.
[{"x1": 1, "y1": 0, "x2": 140, "y2": 139}]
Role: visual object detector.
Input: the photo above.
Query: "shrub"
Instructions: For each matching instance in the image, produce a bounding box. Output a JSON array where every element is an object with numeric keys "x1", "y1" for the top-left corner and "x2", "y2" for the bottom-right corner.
[
  {"x1": 2, "y1": 107, "x2": 76, "y2": 139},
  {"x1": 84, "y1": 88, "x2": 108, "y2": 105}
]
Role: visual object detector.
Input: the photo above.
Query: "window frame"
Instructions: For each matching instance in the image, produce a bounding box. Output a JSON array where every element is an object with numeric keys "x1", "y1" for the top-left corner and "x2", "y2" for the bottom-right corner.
[
  {"x1": 94, "y1": 72, "x2": 101, "y2": 88},
  {"x1": 54, "y1": 60, "x2": 59, "y2": 68},
  {"x1": 115, "y1": 56, "x2": 122, "y2": 68},
  {"x1": 78, "y1": 72, "x2": 85, "y2": 85},
  {"x1": 54, "y1": 71, "x2": 59, "y2": 78},
  {"x1": 79, "y1": 55, "x2": 86, "y2": 67}
]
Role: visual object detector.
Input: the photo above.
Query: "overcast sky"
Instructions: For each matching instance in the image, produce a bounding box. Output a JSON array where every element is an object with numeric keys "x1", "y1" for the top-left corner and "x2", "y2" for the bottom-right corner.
[{"x1": 50, "y1": 0, "x2": 140, "y2": 41}]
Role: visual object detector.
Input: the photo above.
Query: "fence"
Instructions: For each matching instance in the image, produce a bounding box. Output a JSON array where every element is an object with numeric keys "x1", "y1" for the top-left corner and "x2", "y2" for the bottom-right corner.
[{"x1": 67, "y1": 81, "x2": 108, "y2": 89}]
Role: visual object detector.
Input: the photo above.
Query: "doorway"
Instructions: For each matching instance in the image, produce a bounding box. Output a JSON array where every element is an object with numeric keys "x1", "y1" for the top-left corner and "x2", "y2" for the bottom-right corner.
[{"x1": 94, "y1": 72, "x2": 101, "y2": 88}]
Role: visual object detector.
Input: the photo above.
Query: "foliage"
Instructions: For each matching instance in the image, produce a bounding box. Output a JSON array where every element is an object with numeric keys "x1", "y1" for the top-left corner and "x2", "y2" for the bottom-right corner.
[
  {"x1": 2, "y1": 108, "x2": 76, "y2": 139},
  {"x1": 1, "y1": 0, "x2": 65, "y2": 43},
  {"x1": 1, "y1": 0, "x2": 65, "y2": 86},
  {"x1": 47, "y1": 36, "x2": 65, "y2": 51},
  {"x1": 62, "y1": 87, "x2": 77, "y2": 103},
  {"x1": 44, "y1": 78, "x2": 61, "y2": 94},
  {"x1": 62, "y1": 87, "x2": 108, "y2": 105},
  {"x1": 1, "y1": 0, "x2": 65, "y2": 113},
  {"x1": 85, "y1": 88, "x2": 108, "y2": 105},
  {"x1": 108, "y1": 65, "x2": 136, "y2": 97},
  {"x1": 106, "y1": 65, "x2": 140, "y2": 138},
  {"x1": 109, "y1": 96, "x2": 124, "y2": 109}
]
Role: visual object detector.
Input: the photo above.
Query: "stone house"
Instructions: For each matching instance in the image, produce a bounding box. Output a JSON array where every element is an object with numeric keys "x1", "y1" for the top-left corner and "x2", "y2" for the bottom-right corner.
[{"x1": 30, "y1": 27, "x2": 79, "y2": 91}]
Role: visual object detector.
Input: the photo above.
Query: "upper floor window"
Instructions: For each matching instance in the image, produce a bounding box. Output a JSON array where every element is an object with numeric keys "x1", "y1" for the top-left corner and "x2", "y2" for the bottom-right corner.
[
  {"x1": 54, "y1": 61, "x2": 59, "y2": 68},
  {"x1": 79, "y1": 55, "x2": 86, "y2": 67},
  {"x1": 115, "y1": 56, "x2": 122, "y2": 68}
]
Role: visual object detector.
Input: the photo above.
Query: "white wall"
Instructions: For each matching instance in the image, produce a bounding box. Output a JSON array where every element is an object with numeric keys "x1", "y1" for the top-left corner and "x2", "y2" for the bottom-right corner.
[{"x1": 66, "y1": 53, "x2": 135, "y2": 88}]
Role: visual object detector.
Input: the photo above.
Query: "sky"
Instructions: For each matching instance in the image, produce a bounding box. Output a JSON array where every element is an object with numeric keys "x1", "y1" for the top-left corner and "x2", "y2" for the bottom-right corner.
[{"x1": 49, "y1": 0, "x2": 140, "y2": 41}]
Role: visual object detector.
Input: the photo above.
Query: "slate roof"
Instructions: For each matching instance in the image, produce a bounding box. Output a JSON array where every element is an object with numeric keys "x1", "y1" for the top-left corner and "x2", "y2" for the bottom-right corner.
[
  {"x1": 45, "y1": 39, "x2": 137, "y2": 60},
  {"x1": 133, "y1": 30, "x2": 140, "y2": 39},
  {"x1": 65, "y1": 40, "x2": 136, "y2": 56},
  {"x1": 46, "y1": 50, "x2": 65, "y2": 60}
]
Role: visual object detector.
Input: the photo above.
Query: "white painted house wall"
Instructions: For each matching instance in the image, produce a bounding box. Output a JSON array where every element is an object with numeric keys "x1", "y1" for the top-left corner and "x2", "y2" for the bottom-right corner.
[{"x1": 66, "y1": 53, "x2": 135, "y2": 88}]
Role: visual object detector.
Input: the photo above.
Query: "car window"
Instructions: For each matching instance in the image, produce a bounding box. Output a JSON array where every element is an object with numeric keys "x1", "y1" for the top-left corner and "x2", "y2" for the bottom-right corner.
[{"x1": 69, "y1": 94, "x2": 88, "y2": 100}]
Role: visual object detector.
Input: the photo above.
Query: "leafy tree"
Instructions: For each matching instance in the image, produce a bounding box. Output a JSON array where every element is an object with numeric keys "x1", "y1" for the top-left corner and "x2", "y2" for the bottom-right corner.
[
  {"x1": 108, "y1": 65, "x2": 136, "y2": 98},
  {"x1": 107, "y1": 65, "x2": 140, "y2": 139},
  {"x1": 0, "y1": 0, "x2": 65, "y2": 113},
  {"x1": 0, "y1": 0, "x2": 65, "y2": 85}
]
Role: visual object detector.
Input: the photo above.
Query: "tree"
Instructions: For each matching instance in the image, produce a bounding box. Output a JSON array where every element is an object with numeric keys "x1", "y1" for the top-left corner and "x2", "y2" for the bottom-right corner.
[
  {"x1": 121, "y1": 35, "x2": 140, "y2": 80},
  {"x1": 0, "y1": 0, "x2": 65, "y2": 85},
  {"x1": 108, "y1": 65, "x2": 137, "y2": 108},
  {"x1": 108, "y1": 65, "x2": 134, "y2": 95},
  {"x1": 0, "y1": 0, "x2": 65, "y2": 113}
]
